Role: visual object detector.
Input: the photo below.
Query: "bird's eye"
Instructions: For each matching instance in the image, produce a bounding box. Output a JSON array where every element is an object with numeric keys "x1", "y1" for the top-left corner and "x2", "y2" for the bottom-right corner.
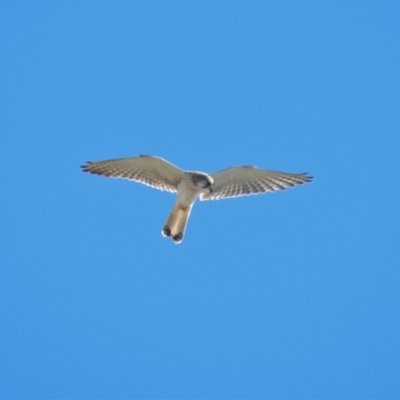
[{"x1": 205, "y1": 179, "x2": 213, "y2": 187}]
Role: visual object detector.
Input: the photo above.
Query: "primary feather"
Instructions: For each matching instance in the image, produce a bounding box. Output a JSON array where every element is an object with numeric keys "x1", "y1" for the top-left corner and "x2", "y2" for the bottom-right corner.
[
  {"x1": 200, "y1": 166, "x2": 312, "y2": 200},
  {"x1": 81, "y1": 155, "x2": 184, "y2": 193}
]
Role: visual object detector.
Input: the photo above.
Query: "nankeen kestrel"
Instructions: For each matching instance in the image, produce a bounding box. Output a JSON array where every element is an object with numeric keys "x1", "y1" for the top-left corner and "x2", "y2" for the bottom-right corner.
[{"x1": 81, "y1": 155, "x2": 313, "y2": 243}]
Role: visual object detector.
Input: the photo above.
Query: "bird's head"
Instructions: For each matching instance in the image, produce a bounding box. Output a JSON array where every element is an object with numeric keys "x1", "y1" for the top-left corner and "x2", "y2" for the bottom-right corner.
[{"x1": 190, "y1": 172, "x2": 214, "y2": 192}]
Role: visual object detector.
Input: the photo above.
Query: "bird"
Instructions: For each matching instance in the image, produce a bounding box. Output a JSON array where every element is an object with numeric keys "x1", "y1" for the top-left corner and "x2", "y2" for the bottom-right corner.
[{"x1": 81, "y1": 155, "x2": 313, "y2": 244}]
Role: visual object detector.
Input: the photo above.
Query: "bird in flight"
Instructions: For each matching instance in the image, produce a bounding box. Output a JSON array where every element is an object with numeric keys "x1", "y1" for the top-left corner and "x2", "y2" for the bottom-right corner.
[{"x1": 81, "y1": 155, "x2": 313, "y2": 244}]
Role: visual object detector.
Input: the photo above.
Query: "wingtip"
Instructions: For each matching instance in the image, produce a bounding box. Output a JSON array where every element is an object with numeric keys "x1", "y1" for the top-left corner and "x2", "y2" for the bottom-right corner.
[
  {"x1": 300, "y1": 172, "x2": 314, "y2": 181},
  {"x1": 306, "y1": 174, "x2": 314, "y2": 182},
  {"x1": 80, "y1": 162, "x2": 92, "y2": 171}
]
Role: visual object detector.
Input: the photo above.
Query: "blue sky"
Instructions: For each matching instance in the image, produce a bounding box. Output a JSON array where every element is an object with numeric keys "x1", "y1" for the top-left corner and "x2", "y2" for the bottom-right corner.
[{"x1": 1, "y1": 1, "x2": 399, "y2": 398}]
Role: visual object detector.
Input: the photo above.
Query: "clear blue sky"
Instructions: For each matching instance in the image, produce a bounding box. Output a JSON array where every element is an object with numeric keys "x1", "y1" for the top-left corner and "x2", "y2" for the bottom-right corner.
[{"x1": 1, "y1": 1, "x2": 399, "y2": 398}]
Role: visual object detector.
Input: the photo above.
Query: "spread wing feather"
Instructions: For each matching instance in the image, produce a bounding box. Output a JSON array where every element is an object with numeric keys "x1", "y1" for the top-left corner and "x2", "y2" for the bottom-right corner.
[
  {"x1": 81, "y1": 155, "x2": 184, "y2": 193},
  {"x1": 200, "y1": 166, "x2": 313, "y2": 200}
]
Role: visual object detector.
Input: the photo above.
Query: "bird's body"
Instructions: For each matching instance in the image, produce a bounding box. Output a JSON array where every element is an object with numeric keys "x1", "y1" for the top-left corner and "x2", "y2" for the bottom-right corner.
[
  {"x1": 81, "y1": 155, "x2": 313, "y2": 243},
  {"x1": 162, "y1": 172, "x2": 214, "y2": 242}
]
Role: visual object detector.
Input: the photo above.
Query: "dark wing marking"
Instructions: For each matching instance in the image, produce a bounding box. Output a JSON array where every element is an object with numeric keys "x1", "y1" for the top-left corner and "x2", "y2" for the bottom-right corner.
[
  {"x1": 81, "y1": 155, "x2": 185, "y2": 193},
  {"x1": 200, "y1": 166, "x2": 313, "y2": 200}
]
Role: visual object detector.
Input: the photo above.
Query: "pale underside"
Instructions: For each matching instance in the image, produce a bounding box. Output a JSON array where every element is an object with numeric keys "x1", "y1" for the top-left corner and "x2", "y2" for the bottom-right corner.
[{"x1": 81, "y1": 155, "x2": 313, "y2": 243}]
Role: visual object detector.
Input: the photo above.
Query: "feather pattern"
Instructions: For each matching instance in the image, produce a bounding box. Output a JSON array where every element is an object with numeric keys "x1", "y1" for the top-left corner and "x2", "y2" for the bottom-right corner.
[
  {"x1": 81, "y1": 155, "x2": 184, "y2": 193},
  {"x1": 200, "y1": 166, "x2": 313, "y2": 200}
]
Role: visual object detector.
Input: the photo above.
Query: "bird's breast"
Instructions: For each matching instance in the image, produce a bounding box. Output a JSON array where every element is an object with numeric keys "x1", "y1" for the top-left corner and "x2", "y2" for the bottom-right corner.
[{"x1": 176, "y1": 177, "x2": 200, "y2": 206}]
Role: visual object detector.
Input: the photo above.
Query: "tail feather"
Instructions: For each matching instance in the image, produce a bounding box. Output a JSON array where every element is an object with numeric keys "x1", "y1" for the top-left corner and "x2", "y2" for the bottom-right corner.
[{"x1": 162, "y1": 203, "x2": 192, "y2": 244}]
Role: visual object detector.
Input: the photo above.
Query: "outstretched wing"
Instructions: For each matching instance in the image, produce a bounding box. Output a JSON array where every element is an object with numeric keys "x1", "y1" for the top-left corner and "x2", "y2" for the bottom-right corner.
[
  {"x1": 81, "y1": 155, "x2": 185, "y2": 192},
  {"x1": 200, "y1": 166, "x2": 313, "y2": 200}
]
